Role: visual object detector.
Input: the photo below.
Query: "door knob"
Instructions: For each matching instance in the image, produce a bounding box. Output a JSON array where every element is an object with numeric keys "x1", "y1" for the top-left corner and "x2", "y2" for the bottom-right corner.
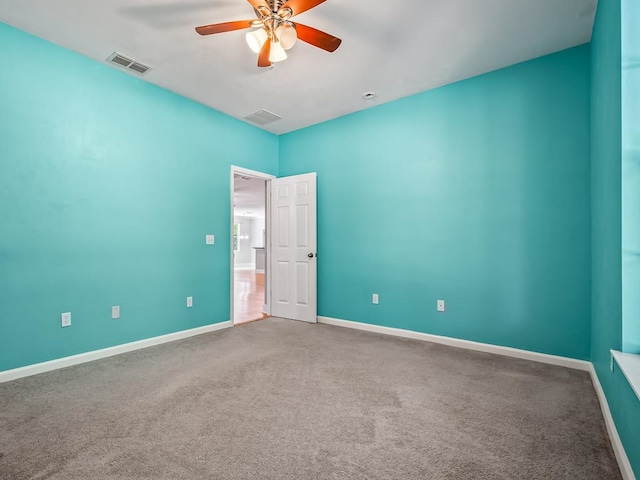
[{"x1": 308, "y1": 253, "x2": 315, "y2": 258}]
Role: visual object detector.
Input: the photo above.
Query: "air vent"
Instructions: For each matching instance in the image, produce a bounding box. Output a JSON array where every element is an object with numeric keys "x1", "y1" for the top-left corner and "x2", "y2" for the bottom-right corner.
[
  {"x1": 129, "y1": 62, "x2": 150, "y2": 74},
  {"x1": 106, "y1": 52, "x2": 151, "y2": 76},
  {"x1": 244, "y1": 109, "x2": 282, "y2": 126}
]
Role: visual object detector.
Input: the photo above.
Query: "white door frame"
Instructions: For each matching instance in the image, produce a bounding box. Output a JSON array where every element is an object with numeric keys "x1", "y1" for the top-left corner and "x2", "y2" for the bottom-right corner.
[{"x1": 230, "y1": 166, "x2": 275, "y2": 324}]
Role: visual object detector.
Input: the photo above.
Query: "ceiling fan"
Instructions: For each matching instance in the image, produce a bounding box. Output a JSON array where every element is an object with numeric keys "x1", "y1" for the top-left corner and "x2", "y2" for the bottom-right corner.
[{"x1": 195, "y1": 0, "x2": 342, "y2": 67}]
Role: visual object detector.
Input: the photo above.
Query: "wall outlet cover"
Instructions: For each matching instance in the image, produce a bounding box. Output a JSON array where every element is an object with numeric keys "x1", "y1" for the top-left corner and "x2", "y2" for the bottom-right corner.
[
  {"x1": 610, "y1": 354, "x2": 614, "y2": 372},
  {"x1": 437, "y1": 300, "x2": 446, "y2": 312},
  {"x1": 206, "y1": 235, "x2": 215, "y2": 245},
  {"x1": 187, "y1": 296, "x2": 193, "y2": 308},
  {"x1": 372, "y1": 293, "x2": 379, "y2": 304},
  {"x1": 61, "y1": 312, "x2": 71, "y2": 327}
]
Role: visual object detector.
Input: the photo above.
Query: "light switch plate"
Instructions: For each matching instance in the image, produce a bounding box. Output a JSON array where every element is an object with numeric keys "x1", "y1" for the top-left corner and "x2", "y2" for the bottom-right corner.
[
  {"x1": 372, "y1": 293, "x2": 379, "y2": 305},
  {"x1": 437, "y1": 300, "x2": 445, "y2": 312},
  {"x1": 187, "y1": 296, "x2": 193, "y2": 308},
  {"x1": 206, "y1": 235, "x2": 215, "y2": 245},
  {"x1": 112, "y1": 306, "x2": 120, "y2": 319}
]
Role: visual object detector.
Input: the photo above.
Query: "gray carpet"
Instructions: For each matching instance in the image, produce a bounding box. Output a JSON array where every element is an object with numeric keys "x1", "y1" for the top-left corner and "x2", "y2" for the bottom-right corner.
[{"x1": 0, "y1": 318, "x2": 621, "y2": 480}]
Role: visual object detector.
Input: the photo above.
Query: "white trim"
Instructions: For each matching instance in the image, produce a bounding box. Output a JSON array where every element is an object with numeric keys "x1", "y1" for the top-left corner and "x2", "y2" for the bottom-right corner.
[
  {"x1": 231, "y1": 166, "x2": 276, "y2": 180},
  {"x1": 230, "y1": 166, "x2": 274, "y2": 325},
  {"x1": 318, "y1": 316, "x2": 590, "y2": 370},
  {"x1": 233, "y1": 264, "x2": 256, "y2": 271},
  {"x1": 611, "y1": 350, "x2": 640, "y2": 401},
  {"x1": 317, "y1": 316, "x2": 634, "y2": 479},
  {"x1": 589, "y1": 363, "x2": 636, "y2": 480},
  {"x1": 0, "y1": 321, "x2": 233, "y2": 383}
]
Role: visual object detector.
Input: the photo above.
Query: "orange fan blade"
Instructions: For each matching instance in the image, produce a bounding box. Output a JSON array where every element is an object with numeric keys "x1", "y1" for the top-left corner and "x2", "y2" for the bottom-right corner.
[
  {"x1": 247, "y1": 0, "x2": 269, "y2": 10},
  {"x1": 295, "y1": 23, "x2": 341, "y2": 52},
  {"x1": 195, "y1": 20, "x2": 254, "y2": 35},
  {"x1": 280, "y1": 0, "x2": 325, "y2": 17},
  {"x1": 258, "y1": 38, "x2": 272, "y2": 67}
]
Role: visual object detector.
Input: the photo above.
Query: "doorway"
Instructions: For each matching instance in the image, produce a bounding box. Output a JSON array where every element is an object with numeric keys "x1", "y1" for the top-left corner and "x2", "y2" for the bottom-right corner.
[
  {"x1": 230, "y1": 166, "x2": 318, "y2": 326},
  {"x1": 231, "y1": 167, "x2": 274, "y2": 325}
]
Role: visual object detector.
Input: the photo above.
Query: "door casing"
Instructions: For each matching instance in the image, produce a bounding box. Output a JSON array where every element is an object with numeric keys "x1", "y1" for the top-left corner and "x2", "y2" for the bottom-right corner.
[{"x1": 230, "y1": 166, "x2": 275, "y2": 324}]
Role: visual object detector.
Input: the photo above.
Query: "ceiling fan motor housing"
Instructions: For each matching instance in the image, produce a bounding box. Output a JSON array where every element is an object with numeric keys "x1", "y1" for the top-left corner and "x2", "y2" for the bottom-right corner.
[
  {"x1": 195, "y1": 0, "x2": 342, "y2": 67},
  {"x1": 270, "y1": 0, "x2": 287, "y2": 11},
  {"x1": 256, "y1": 1, "x2": 293, "y2": 25}
]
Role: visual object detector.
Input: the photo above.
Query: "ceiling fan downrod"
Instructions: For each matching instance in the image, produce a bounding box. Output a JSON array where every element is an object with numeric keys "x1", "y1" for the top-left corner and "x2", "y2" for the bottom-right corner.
[{"x1": 269, "y1": 0, "x2": 287, "y2": 12}]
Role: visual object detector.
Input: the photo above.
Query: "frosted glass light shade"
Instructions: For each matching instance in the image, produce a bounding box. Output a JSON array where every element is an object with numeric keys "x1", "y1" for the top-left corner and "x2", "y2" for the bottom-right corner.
[
  {"x1": 269, "y1": 40, "x2": 287, "y2": 62},
  {"x1": 276, "y1": 24, "x2": 297, "y2": 50},
  {"x1": 246, "y1": 28, "x2": 268, "y2": 53}
]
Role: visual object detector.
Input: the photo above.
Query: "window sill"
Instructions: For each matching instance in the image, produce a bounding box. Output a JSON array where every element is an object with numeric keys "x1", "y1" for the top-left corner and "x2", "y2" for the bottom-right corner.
[{"x1": 611, "y1": 350, "x2": 640, "y2": 401}]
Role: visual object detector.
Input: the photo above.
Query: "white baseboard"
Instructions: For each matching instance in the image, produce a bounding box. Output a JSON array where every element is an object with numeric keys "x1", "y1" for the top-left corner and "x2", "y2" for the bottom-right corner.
[
  {"x1": 317, "y1": 316, "x2": 633, "y2": 479},
  {"x1": 589, "y1": 364, "x2": 636, "y2": 480},
  {"x1": 318, "y1": 316, "x2": 590, "y2": 371},
  {"x1": 1, "y1": 315, "x2": 634, "y2": 479},
  {"x1": 0, "y1": 321, "x2": 233, "y2": 383},
  {"x1": 234, "y1": 264, "x2": 255, "y2": 271}
]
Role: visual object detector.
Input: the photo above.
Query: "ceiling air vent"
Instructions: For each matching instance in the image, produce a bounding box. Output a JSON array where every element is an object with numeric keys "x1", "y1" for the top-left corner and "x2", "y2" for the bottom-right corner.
[
  {"x1": 106, "y1": 52, "x2": 151, "y2": 76},
  {"x1": 244, "y1": 109, "x2": 282, "y2": 126}
]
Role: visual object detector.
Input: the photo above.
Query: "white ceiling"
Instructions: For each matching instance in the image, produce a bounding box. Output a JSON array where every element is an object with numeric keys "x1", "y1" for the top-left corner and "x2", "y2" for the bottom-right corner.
[
  {"x1": 0, "y1": 0, "x2": 597, "y2": 135},
  {"x1": 234, "y1": 175, "x2": 266, "y2": 217}
]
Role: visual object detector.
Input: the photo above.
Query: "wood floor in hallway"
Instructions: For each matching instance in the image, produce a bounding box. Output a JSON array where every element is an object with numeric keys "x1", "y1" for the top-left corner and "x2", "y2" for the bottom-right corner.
[{"x1": 234, "y1": 270, "x2": 266, "y2": 325}]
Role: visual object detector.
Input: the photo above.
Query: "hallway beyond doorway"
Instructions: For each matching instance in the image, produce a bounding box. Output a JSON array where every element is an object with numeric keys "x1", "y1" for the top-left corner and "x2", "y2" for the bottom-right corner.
[{"x1": 234, "y1": 270, "x2": 266, "y2": 325}]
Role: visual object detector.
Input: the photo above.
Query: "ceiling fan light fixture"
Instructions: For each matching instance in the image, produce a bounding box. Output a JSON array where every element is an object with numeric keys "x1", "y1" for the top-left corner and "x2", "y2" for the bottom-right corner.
[
  {"x1": 246, "y1": 28, "x2": 268, "y2": 54},
  {"x1": 195, "y1": 0, "x2": 342, "y2": 68},
  {"x1": 276, "y1": 24, "x2": 297, "y2": 50},
  {"x1": 269, "y1": 40, "x2": 288, "y2": 63}
]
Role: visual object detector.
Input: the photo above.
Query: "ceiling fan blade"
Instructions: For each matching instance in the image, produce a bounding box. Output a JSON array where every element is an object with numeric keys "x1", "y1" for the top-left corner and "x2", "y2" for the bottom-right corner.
[
  {"x1": 258, "y1": 38, "x2": 272, "y2": 67},
  {"x1": 295, "y1": 23, "x2": 341, "y2": 52},
  {"x1": 246, "y1": 0, "x2": 269, "y2": 10},
  {"x1": 280, "y1": 0, "x2": 326, "y2": 17},
  {"x1": 195, "y1": 20, "x2": 254, "y2": 35}
]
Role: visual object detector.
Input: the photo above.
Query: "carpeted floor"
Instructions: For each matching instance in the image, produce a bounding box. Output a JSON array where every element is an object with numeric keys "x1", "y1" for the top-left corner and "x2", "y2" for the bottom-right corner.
[{"x1": 0, "y1": 318, "x2": 622, "y2": 480}]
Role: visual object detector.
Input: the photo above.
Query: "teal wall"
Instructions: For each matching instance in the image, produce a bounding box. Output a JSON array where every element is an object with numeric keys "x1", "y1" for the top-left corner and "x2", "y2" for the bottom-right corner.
[
  {"x1": 0, "y1": 23, "x2": 278, "y2": 371},
  {"x1": 279, "y1": 46, "x2": 592, "y2": 360},
  {"x1": 591, "y1": 0, "x2": 640, "y2": 476},
  {"x1": 591, "y1": 0, "x2": 623, "y2": 375},
  {"x1": 622, "y1": 0, "x2": 640, "y2": 355}
]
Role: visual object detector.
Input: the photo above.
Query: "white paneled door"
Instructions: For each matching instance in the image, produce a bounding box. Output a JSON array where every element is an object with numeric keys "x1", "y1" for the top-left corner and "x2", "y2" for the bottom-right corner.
[{"x1": 270, "y1": 173, "x2": 317, "y2": 323}]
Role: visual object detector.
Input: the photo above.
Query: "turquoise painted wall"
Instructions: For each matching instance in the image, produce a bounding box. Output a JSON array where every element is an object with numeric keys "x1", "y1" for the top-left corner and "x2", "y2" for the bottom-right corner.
[
  {"x1": 591, "y1": 0, "x2": 623, "y2": 375},
  {"x1": 591, "y1": 0, "x2": 640, "y2": 476},
  {"x1": 0, "y1": 23, "x2": 278, "y2": 371},
  {"x1": 279, "y1": 46, "x2": 592, "y2": 360},
  {"x1": 622, "y1": 0, "x2": 640, "y2": 355}
]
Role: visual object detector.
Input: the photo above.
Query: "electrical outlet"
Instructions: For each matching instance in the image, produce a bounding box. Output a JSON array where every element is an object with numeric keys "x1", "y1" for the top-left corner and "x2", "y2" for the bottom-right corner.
[
  {"x1": 112, "y1": 306, "x2": 120, "y2": 319},
  {"x1": 610, "y1": 354, "x2": 614, "y2": 372},
  {"x1": 372, "y1": 293, "x2": 379, "y2": 305},
  {"x1": 61, "y1": 312, "x2": 71, "y2": 328},
  {"x1": 437, "y1": 300, "x2": 445, "y2": 312},
  {"x1": 206, "y1": 235, "x2": 215, "y2": 245},
  {"x1": 187, "y1": 296, "x2": 193, "y2": 308}
]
